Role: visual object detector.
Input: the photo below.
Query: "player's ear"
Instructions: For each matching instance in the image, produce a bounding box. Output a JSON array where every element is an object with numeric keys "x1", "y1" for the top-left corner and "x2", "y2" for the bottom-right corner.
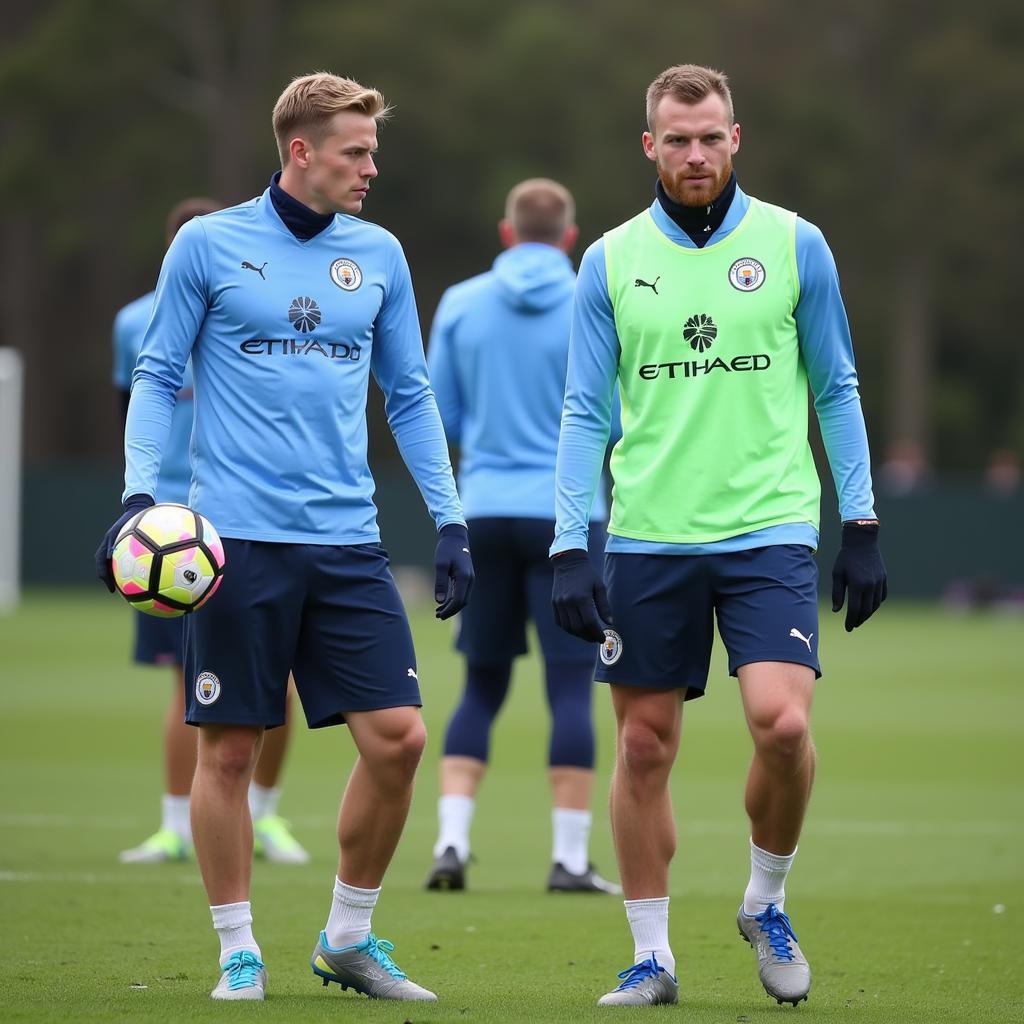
[
  {"x1": 498, "y1": 219, "x2": 517, "y2": 250},
  {"x1": 642, "y1": 130, "x2": 657, "y2": 162},
  {"x1": 731, "y1": 122, "x2": 741, "y2": 155},
  {"x1": 289, "y1": 136, "x2": 313, "y2": 169},
  {"x1": 561, "y1": 224, "x2": 579, "y2": 254}
]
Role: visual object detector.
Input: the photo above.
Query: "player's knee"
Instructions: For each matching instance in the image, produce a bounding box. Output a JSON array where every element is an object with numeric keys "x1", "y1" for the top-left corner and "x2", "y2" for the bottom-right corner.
[
  {"x1": 387, "y1": 717, "x2": 427, "y2": 779},
  {"x1": 200, "y1": 730, "x2": 260, "y2": 781},
  {"x1": 757, "y1": 709, "x2": 811, "y2": 762},
  {"x1": 619, "y1": 719, "x2": 674, "y2": 780}
]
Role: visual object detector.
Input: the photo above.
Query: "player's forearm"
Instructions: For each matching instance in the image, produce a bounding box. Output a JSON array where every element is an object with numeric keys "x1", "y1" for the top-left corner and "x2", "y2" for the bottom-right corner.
[
  {"x1": 388, "y1": 388, "x2": 466, "y2": 529},
  {"x1": 122, "y1": 372, "x2": 176, "y2": 502},
  {"x1": 816, "y1": 394, "x2": 876, "y2": 521},
  {"x1": 551, "y1": 413, "x2": 610, "y2": 554}
]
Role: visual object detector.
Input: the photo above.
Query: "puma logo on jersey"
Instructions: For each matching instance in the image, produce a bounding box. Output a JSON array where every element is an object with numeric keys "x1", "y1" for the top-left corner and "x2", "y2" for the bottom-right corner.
[
  {"x1": 789, "y1": 628, "x2": 813, "y2": 652},
  {"x1": 407, "y1": 667, "x2": 418, "y2": 679},
  {"x1": 241, "y1": 260, "x2": 267, "y2": 280},
  {"x1": 634, "y1": 276, "x2": 660, "y2": 294}
]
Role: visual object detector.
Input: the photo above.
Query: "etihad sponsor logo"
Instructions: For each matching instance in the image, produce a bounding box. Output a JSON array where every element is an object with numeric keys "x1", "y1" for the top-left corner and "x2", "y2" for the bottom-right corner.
[
  {"x1": 638, "y1": 353, "x2": 771, "y2": 379},
  {"x1": 240, "y1": 338, "x2": 362, "y2": 361}
]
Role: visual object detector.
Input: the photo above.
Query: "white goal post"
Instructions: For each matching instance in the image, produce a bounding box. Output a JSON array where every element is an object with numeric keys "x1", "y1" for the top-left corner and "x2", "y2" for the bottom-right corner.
[{"x1": 0, "y1": 347, "x2": 23, "y2": 612}]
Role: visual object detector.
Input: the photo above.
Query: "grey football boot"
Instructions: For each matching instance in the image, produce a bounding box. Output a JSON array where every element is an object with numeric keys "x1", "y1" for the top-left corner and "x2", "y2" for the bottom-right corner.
[
  {"x1": 597, "y1": 956, "x2": 679, "y2": 1006},
  {"x1": 547, "y1": 861, "x2": 622, "y2": 894},
  {"x1": 210, "y1": 950, "x2": 266, "y2": 1001},
  {"x1": 311, "y1": 931, "x2": 437, "y2": 1001},
  {"x1": 425, "y1": 845, "x2": 466, "y2": 891},
  {"x1": 737, "y1": 904, "x2": 811, "y2": 1005}
]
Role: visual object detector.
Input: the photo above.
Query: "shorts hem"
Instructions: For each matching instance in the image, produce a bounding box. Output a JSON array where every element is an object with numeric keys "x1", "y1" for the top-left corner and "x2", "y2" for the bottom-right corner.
[
  {"x1": 728, "y1": 653, "x2": 822, "y2": 679},
  {"x1": 307, "y1": 698, "x2": 423, "y2": 730},
  {"x1": 594, "y1": 673, "x2": 704, "y2": 695},
  {"x1": 185, "y1": 715, "x2": 285, "y2": 729}
]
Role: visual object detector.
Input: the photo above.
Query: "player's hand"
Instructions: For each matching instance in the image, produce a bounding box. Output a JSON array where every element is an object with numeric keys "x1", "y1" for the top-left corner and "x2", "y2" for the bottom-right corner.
[
  {"x1": 434, "y1": 523, "x2": 474, "y2": 620},
  {"x1": 551, "y1": 548, "x2": 612, "y2": 642},
  {"x1": 94, "y1": 493, "x2": 154, "y2": 592},
  {"x1": 831, "y1": 521, "x2": 887, "y2": 631}
]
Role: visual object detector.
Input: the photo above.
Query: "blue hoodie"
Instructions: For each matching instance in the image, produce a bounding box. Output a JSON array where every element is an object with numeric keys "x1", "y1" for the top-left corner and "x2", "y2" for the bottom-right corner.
[{"x1": 428, "y1": 242, "x2": 610, "y2": 521}]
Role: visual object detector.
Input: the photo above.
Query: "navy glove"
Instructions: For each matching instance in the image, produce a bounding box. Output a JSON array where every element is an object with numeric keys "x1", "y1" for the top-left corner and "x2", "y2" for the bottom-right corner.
[
  {"x1": 94, "y1": 493, "x2": 154, "y2": 592},
  {"x1": 434, "y1": 523, "x2": 474, "y2": 620},
  {"x1": 831, "y1": 521, "x2": 887, "y2": 632},
  {"x1": 551, "y1": 548, "x2": 612, "y2": 643}
]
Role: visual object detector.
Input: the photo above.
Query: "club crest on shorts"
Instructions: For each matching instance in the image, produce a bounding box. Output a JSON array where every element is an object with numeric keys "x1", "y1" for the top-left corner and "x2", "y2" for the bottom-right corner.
[
  {"x1": 195, "y1": 671, "x2": 221, "y2": 705},
  {"x1": 330, "y1": 258, "x2": 362, "y2": 291},
  {"x1": 728, "y1": 257, "x2": 766, "y2": 292},
  {"x1": 600, "y1": 628, "x2": 624, "y2": 666}
]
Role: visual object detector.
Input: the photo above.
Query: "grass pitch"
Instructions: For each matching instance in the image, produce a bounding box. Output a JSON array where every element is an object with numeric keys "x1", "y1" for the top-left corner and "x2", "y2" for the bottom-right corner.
[{"x1": 1, "y1": 590, "x2": 1021, "y2": 1022}]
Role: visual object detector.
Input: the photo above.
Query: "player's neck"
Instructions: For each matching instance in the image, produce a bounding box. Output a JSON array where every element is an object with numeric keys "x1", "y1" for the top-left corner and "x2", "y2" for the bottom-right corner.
[
  {"x1": 656, "y1": 171, "x2": 736, "y2": 248},
  {"x1": 270, "y1": 171, "x2": 335, "y2": 242}
]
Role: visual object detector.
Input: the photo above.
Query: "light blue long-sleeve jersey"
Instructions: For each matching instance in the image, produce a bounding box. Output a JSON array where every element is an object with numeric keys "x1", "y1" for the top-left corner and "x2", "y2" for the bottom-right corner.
[
  {"x1": 553, "y1": 186, "x2": 875, "y2": 556},
  {"x1": 428, "y1": 242, "x2": 613, "y2": 521},
  {"x1": 113, "y1": 290, "x2": 193, "y2": 505},
  {"x1": 124, "y1": 190, "x2": 464, "y2": 543}
]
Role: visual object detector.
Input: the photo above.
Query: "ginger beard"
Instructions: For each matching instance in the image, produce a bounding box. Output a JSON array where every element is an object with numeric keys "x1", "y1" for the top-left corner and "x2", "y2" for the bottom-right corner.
[{"x1": 656, "y1": 151, "x2": 733, "y2": 208}]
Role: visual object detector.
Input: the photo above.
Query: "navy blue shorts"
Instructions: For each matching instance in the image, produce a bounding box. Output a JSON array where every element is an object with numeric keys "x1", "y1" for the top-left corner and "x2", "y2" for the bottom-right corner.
[
  {"x1": 456, "y1": 518, "x2": 605, "y2": 667},
  {"x1": 183, "y1": 541, "x2": 421, "y2": 729},
  {"x1": 596, "y1": 545, "x2": 821, "y2": 699},
  {"x1": 133, "y1": 613, "x2": 184, "y2": 667}
]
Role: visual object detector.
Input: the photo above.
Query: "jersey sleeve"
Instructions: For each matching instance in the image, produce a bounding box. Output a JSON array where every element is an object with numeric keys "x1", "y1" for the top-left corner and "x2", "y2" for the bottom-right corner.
[
  {"x1": 372, "y1": 236, "x2": 465, "y2": 529},
  {"x1": 795, "y1": 218, "x2": 876, "y2": 521},
  {"x1": 123, "y1": 219, "x2": 209, "y2": 502},
  {"x1": 426, "y1": 288, "x2": 464, "y2": 446},
  {"x1": 552, "y1": 239, "x2": 620, "y2": 553}
]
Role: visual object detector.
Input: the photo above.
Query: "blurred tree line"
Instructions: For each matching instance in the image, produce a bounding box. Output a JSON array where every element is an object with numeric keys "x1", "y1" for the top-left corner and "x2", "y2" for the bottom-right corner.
[{"x1": 2, "y1": 0, "x2": 1022, "y2": 478}]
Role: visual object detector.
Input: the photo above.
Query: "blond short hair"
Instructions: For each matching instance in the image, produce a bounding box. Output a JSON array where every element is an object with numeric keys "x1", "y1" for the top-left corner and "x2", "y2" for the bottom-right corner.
[
  {"x1": 645, "y1": 64, "x2": 734, "y2": 129},
  {"x1": 272, "y1": 72, "x2": 392, "y2": 166},
  {"x1": 504, "y1": 178, "x2": 575, "y2": 245},
  {"x1": 166, "y1": 197, "x2": 223, "y2": 244}
]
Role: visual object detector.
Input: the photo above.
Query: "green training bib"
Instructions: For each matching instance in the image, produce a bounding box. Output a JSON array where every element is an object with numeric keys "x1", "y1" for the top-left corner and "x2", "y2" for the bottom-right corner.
[{"x1": 604, "y1": 198, "x2": 820, "y2": 543}]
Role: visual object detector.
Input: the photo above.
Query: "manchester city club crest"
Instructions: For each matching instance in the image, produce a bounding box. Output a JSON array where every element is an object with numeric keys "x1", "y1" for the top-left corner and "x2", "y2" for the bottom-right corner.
[
  {"x1": 728, "y1": 257, "x2": 766, "y2": 292},
  {"x1": 600, "y1": 629, "x2": 624, "y2": 666},
  {"x1": 330, "y1": 257, "x2": 363, "y2": 291},
  {"x1": 195, "y1": 671, "x2": 221, "y2": 705}
]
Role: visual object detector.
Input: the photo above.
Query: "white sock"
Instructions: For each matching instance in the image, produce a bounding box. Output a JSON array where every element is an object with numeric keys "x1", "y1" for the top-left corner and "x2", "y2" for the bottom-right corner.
[
  {"x1": 625, "y1": 897, "x2": 674, "y2": 976},
  {"x1": 160, "y1": 794, "x2": 191, "y2": 842},
  {"x1": 551, "y1": 807, "x2": 591, "y2": 875},
  {"x1": 324, "y1": 877, "x2": 380, "y2": 949},
  {"x1": 210, "y1": 901, "x2": 260, "y2": 962},
  {"x1": 433, "y1": 795, "x2": 474, "y2": 862},
  {"x1": 248, "y1": 783, "x2": 281, "y2": 821},
  {"x1": 743, "y1": 838, "x2": 797, "y2": 915}
]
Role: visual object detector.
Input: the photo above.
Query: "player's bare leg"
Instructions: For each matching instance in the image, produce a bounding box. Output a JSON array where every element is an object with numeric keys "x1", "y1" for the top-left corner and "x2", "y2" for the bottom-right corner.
[
  {"x1": 597, "y1": 685, "x2": 682, "y2": 1005},
  {"x1": 311, "y1": 705, "x2": 435, "y2": 1000},
  {"x1": 736, "y1": 662, "x2": 815, "y2": 1005},
  {"x1": 166, "y1": 670, "x2": 197, "y2": 795},
  {"x1": 250, "y1": 677, "x2": 309, "y2": 864},
  {"x1": 609, "y1": 686, "x2": 683, "y2": 899},
  {"x1": 191, "y1": 724, "x2": 264, "y2": 905},
  {"x1": 336, "y1": 706, "x2": 426, "y2": 887},
  {"x1": 119, "y1": 673, "x2": 196, "y2": 863}
]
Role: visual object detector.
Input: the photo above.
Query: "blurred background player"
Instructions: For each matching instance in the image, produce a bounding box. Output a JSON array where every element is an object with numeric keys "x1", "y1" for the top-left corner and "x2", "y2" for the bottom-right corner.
[
  {"x1": 114, "y1": 197, "x2": 309, "y2": 866},
  {"x1": 425, "y1": 179, "x2": 619, "y2": 894}
]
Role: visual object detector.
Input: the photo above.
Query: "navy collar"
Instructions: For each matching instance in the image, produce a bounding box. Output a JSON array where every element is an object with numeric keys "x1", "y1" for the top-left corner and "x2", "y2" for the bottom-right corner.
[
  {"x1": 269, "y1": 171, "x2": 335, "y2": 241},
  {"x1": 655, "y1": 171, "x2": 737, "y2": 248}
]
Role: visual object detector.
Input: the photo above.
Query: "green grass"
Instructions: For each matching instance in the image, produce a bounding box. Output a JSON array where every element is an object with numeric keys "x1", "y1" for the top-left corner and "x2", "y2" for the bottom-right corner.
[{"x1": 1, "y1": 591, "x2": 1021, "y2": 1022}]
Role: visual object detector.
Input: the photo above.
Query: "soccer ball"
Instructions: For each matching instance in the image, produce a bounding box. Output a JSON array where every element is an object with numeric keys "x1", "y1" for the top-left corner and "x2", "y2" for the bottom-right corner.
[{"x1": 111, "y1": 503, "x2": 226, "y2": 618}]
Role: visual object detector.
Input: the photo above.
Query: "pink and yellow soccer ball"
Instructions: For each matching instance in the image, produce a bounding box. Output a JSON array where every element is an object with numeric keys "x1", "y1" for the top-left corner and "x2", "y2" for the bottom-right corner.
[{"x1": 111, "y1": 503, "x2": 226, "y2": 618}]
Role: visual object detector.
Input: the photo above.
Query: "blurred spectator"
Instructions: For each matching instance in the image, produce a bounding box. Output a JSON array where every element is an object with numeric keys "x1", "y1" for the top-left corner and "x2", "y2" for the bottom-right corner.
[
  {"x1": 879, "y1": 438, "x2": 931, "y2": 496},
  {"x1": 985, "y1": 448, "x2": 1021, "y2": 495}
]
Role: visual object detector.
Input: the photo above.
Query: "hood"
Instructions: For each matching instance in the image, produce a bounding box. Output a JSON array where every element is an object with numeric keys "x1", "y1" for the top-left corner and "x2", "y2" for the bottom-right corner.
[{"x1": 492, "y1": 243, "x2": 575, "y2": 313}]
